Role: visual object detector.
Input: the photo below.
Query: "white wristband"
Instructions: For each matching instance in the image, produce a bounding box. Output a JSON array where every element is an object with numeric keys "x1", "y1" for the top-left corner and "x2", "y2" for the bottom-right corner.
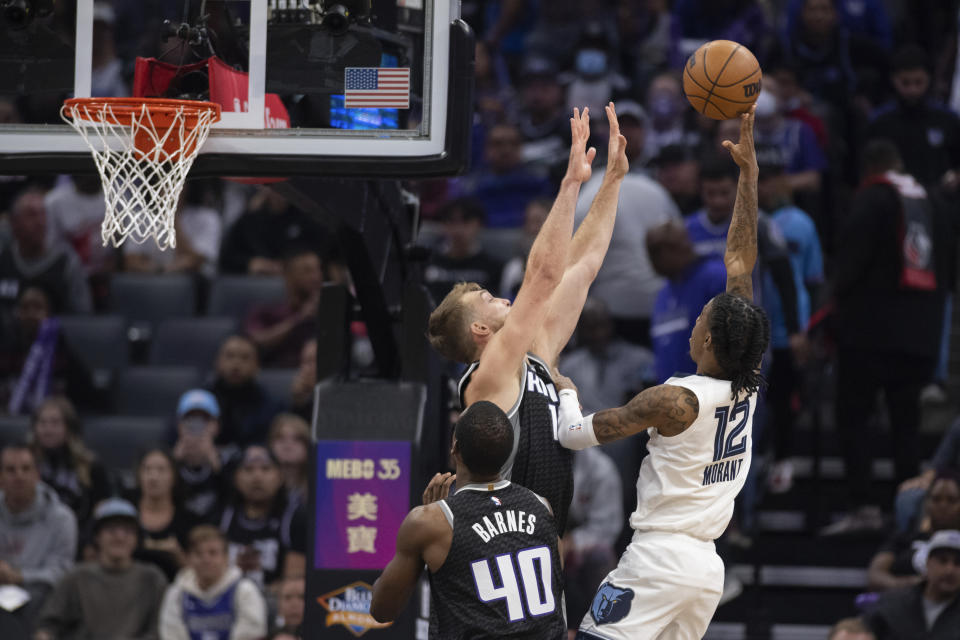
[{"x1": 557, "y1": 389, "x2": 599, "y2": 450}]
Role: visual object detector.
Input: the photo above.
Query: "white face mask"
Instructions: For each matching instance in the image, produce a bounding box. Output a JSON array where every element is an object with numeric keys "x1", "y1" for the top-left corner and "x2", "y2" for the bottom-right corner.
[
  {"x1": 754, "y1": 89, "x2": 778, "y2": 118},
  {"x1": 575, "y1": 49, "x2": 608, "y2": 76}
]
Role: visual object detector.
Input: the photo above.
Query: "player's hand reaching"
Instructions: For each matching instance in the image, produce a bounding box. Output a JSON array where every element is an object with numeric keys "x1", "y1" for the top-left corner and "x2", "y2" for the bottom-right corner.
[
  {"x1": 423, "y1": 472, "x2": 456, "y2": 504},
  {"x1": 565, "y1": 107, "x2": 596, "y2": 184},
  {"x1": 604, "y1": 102, "x2": 629, "y2": 180},
  {"x1": 721, "y1": 105, "x2": 758, "y2": 174}
]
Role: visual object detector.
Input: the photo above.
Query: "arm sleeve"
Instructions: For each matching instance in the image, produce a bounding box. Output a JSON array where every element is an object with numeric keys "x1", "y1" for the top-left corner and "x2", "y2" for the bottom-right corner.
[
  {"x1": 230, "y1": 580, "x2": 268, "y2": 640},
  {"x1": 20, "y1": 508, "x2": 77, "y2": 587},
  {"x1": 158, "y1": 585, "x2": 189, "y2": 640},
  {"x1": 556, "y1": 390, "x2": 599, "y2": 450}
]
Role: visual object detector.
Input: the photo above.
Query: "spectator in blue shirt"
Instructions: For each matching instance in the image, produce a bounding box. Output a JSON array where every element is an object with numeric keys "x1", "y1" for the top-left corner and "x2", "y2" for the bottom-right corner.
[
  {"x1": 450, "y1": 123, "x2": 552, "y2": 228},
  {"x1": 757, "y1": 160, "x2": 824, "y2": 493},
  {"x1": 684, "y1": 154, "x2": 801, "y2": 345},
  {"x1": 647, "y1": 221, "x2": 727, "y2": 383}
]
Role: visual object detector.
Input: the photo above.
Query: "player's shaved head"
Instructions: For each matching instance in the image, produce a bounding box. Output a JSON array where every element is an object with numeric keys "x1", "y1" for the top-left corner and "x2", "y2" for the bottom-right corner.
[{"x1": 454, "y1": 401, "x2": 514, "y2": 477}]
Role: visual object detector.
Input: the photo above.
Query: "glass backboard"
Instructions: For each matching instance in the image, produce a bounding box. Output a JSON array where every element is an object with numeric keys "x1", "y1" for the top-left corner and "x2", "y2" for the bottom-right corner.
[{"x1": 0, "y1": 0, "x2": 473, "y2": 177}]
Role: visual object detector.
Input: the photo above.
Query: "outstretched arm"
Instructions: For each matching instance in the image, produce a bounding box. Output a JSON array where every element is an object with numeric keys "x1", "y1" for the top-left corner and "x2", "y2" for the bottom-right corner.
[
  {"x1": 721, "y1": 106, "x2": 759, "y2": 302},
  {"x1": 468, "y1": 109, "x2": 595, "y2": 409},
  {"x1": 371, "y1": 506, "x2": 441, "y2": 622},
  {"x1": 535, "y1": 103, "x2": 629, "y2": 366},
  {"x1": 556, "y1": 382, "x2": 700, "y2": 449}
]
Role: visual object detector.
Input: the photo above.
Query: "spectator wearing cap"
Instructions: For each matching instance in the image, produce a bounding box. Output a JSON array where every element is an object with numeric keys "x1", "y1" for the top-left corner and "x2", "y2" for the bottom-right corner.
[
  {"x1": 0, "y1": 444, "x2": 76, "y2": 629},
  {"x1": 654, "y1": 145, "x2": 702, "y2": 216},
  {"x1": 866, "y1": 530, "x2": 960, "y2": 639},
  {"x1": 867, "y1": 45, "x2": 960, "y2": 190},
  {"x1": 574, "y1": 126, "x2": 681, "y2": 347},
  {"x1": 218, "y1": 445, "x2": 307, "y2": 590},
  {"x1": 613, "y1": 101, "x2": 651, "y2": 173},
  {"x1": 159, "y1": 525, "x2": 267, "y2": 640},
  {"x1": 206, "y1": 335, "x2": 282, "y2": 449},
  {"x1": 172, "y1": 389, "x2": 230, "y2": 522},
  {"x1": 35, "y1": 498, "x2": 168, "y2": 640},
  {"x1": 869, "y1": 473, "x2": 960, "y2": 592},
  {"x1": 423, "y1": 198, "x2": 503, "y2": 305}
]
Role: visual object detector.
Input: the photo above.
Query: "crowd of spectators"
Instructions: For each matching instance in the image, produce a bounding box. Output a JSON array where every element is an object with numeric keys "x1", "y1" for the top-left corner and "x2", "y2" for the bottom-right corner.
[{"x1": 3, "y1": 0, "x2": 960, "y2": 638}]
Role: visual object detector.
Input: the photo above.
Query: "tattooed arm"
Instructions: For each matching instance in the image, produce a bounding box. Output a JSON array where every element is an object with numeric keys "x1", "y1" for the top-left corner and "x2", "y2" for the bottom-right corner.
[
  {"x1": 721, "y1": 105, "x2": 759, "y2": 302},
  {"x1": 556, "y1": 383, "x2": 700, "y2": 448}
]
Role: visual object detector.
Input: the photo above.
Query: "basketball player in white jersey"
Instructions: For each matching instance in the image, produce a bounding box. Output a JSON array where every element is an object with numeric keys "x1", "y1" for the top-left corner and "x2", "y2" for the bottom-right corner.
[{"x1": 556, "y1": 106, "x2": 769, "y2": 640}]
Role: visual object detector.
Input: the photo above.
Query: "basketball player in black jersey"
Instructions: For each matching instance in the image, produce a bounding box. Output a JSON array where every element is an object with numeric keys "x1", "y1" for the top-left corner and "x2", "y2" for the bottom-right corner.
[
  {"x1": 371, "y1": 402, "x2": 566, "y2": 639},
  {"x1": 428, "y1": 104, "x2": 630, "y2": 531}
]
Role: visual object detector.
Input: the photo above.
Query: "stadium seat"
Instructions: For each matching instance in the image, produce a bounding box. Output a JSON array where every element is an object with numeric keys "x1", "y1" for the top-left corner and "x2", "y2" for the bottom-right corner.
[
  {"x1": 108, "y1": 274, "x2": 197, "y2": 340},
  {"x1": 0, "y1": 415, "x2": 30, "y2": 447},
  {"x1": 59, "y1": 315, "x2": 129, "y2": 388},
  {"x1": 259, "y1": 368, "x2": 297, "y2": 406},
  {"x1": 207, "y1": 275, "x2": 285, "y2": 319},
  {"x1": 149, "y1": 317, "x2": 238, "y2": 368},
  {"x1": 83, "y1": 415, "x2": 168, "y2": 472},
  {"x1": 113, "y1": 366, "x2": 201, "y2": 417}
]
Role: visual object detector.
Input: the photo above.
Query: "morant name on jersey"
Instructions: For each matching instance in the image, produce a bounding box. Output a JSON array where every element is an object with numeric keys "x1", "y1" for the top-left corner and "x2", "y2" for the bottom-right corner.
[
  {"x1": 701, "y1": 457, "x2": 746, "y2": 487},
  {"x1": 471, "y1": 509, "x2": 537, "y2": 542}
]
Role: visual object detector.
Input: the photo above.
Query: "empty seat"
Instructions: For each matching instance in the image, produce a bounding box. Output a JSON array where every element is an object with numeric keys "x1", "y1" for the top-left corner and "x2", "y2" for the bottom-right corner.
[
  {"x1": 108, "y1": 274, "x2": 196, "y2": 339},
  {"x1": 0, "y1": 415, "x2": 29, "y2": 446},
  {"x1": 207, "y1": 275, "x2": 285, "y2": 320},
  {"x1": 84, "y1": 416, "x2": 168, "y2": 471},
  {"x1": 114, "y1": 366, "x2": 201, "y2": 417},
  {"x1": 259, "y1": 368, "x2": 297, "y2": 407},
  {"x1": 59, "y1": 315, "x2": 129, "y2": 387},
  {"x1": 149, "y1": 317, "x2": 238, "y2": 368}
]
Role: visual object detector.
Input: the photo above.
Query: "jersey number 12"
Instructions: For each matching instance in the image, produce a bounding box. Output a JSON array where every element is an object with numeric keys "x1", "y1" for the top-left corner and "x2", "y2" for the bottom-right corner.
[
  {"x1": 471, "y1": 546, "x2": 556, "y2": 621},
  {"x1": 713, "y1": 400, "x2": 750, "y2": 462}
]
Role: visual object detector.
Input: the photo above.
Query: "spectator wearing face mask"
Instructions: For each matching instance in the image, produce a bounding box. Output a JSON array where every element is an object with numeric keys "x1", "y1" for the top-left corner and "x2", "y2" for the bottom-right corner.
[
  {"x1": 172, "y1": 390, "x2": 231, "y2": 522},
  {"x1": 564, "y1": 22, "x2": 629, "y2": 120},
  {"x1": 643, "y1": 72, "x2": 702, "y2": 161}
]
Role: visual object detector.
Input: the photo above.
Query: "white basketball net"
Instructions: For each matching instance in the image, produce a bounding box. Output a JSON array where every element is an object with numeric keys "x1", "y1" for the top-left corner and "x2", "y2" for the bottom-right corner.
[{"x1": 60, "y1": 101, "x2": 218, "y2": 250}]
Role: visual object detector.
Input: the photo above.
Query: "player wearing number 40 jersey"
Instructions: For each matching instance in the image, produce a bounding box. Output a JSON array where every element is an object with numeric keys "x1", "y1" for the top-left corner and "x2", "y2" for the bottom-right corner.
[
  {"x1": 371, "y1": 402, "x2": 566, "y2": 639},
  {"x1": 556, "y1": 106, "x2": 770, "y2": 640}
]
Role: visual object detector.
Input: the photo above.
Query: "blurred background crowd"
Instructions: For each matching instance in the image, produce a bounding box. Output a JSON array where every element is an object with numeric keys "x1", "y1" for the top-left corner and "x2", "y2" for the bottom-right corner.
[{"x1": 3, "y1": 0, "x2": 960, "y2": 639}]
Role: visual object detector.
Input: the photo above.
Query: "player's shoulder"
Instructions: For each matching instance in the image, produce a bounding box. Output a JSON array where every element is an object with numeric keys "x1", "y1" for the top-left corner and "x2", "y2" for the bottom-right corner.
[
  {"x1": 402, "y1": 503, "x2": 451, "y2": 539},
  {"x1": 664, "y1": 374, "x2": 732, "y2": 405}
]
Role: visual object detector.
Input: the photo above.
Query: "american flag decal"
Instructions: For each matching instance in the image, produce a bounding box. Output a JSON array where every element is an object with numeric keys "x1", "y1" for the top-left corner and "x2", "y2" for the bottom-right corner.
[{"x1": 344, "y1": 67, "x2": 410, "y2": 109}]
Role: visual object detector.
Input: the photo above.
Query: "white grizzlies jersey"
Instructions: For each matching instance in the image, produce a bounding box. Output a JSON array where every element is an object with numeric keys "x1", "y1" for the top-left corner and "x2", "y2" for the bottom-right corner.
[{"x1": 630, "y1": 375, "x2": 756, "y2": 541}]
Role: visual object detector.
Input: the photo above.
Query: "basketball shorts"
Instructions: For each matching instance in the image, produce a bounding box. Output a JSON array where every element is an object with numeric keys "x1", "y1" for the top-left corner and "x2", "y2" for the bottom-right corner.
[{"x1": 575, "y1": 530, "x2": 725, "y2": 640}]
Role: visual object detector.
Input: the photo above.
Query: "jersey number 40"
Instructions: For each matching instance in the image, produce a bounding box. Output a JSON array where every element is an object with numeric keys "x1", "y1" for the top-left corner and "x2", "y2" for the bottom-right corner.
[
  {"x1": 712, "y1": 400, "x2": 750, "y2": 462},
  {"x1": 471, "y1": 546, "x2": 556, "y2": 621}
]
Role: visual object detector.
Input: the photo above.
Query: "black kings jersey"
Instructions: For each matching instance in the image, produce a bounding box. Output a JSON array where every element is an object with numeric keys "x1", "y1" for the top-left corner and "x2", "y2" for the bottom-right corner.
[
  {"x1": 218, "y1": 496, "x2": 306, "y2": 588},
  {"x1": 429, "y1": 480, "x2": 566, "y2": 640},
  {"x1": 459, "y1": 354, "x2": 573, "y2": 531}
]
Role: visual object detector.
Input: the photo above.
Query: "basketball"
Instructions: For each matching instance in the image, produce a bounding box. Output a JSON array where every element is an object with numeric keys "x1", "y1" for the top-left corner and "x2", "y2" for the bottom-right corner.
[{"x1": 683, "y1": 40, "x2": 762, "y2": 120}]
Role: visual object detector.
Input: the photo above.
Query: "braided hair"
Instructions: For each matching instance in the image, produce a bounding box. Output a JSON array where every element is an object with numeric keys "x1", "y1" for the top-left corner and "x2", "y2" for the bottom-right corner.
[{"x1": 707, "y1": 293, "x2": 771, "y2": 399}]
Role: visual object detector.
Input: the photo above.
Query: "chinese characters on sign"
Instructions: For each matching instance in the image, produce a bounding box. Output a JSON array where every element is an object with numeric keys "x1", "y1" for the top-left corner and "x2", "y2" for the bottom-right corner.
[{"x1": 315, "y1": 441, "x2": 410, "y2": 570}]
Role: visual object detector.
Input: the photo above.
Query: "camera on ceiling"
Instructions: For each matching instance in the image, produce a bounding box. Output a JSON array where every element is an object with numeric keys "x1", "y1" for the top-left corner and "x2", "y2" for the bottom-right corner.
[{"x1": 1, "y1": 0, "x2": 54, "y2": 28}]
